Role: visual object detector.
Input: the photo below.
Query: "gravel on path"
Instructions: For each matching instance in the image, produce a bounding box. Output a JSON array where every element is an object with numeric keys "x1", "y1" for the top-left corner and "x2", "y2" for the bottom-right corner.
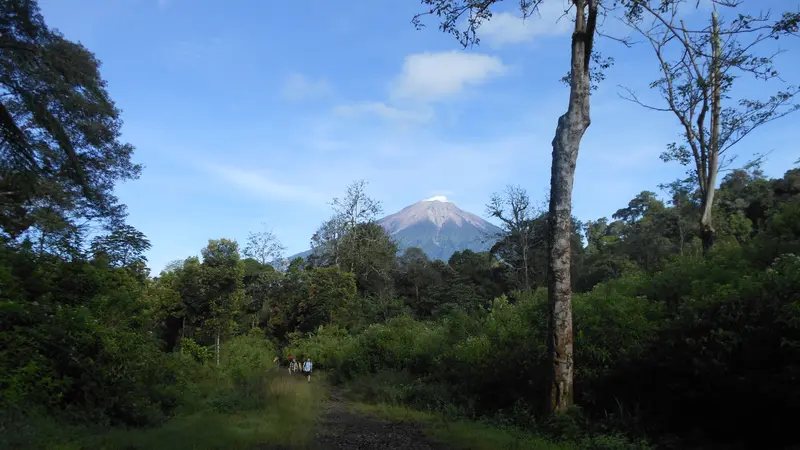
[{"x1": 314, "y1": 391, "x2": 449, "y2": 450}]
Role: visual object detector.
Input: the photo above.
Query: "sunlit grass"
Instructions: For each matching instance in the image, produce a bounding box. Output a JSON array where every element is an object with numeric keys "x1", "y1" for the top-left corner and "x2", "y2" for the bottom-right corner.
[
  {"x1": 349, "y1": 402, "x2": 574, "y2": 450},
  {"x1": 20, "y1": 371, "x2": 327, "y2": 450}
]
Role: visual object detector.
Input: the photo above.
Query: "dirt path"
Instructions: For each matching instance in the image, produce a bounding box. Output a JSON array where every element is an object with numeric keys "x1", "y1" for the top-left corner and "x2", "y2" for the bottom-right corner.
[{"x1": 314, "y1": 391, "x2": 449, "y2": 450}]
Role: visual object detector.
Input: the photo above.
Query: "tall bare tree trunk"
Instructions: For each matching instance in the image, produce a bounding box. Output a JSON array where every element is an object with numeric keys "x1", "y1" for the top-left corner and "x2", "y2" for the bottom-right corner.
[
  {"x1": 215, "y1": 330, "x2": 221, "y2": 367},
  {"x1": 700, "y1": 10, "x2": 722, "y2": 255},
  {"x1": 547, "y1": 0, "x2": 596, "y2": 414},
  {"x1": 522, "y1": 235, "x2": 530, "y2": 290}
]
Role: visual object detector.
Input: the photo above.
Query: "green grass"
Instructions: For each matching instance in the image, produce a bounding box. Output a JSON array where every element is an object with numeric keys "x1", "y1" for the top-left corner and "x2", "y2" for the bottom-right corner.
[
  {"x1": 348, "y1": 402, "x2": 574, "y2": 450},
  {"x1": 10, "y1": 371, "x2": 327, "y2": 450}
]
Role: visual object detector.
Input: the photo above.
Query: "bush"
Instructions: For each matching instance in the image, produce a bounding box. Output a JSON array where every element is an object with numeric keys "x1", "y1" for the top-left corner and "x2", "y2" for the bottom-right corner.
[
  {"x1": 206, "y1": 329, "x2": 277, "y2": 412},
  {"x1": 0, "y1": 301, "x2": 183, "y2": 426},
  {"x1": 590, "y1": 253, "x2": 800, "y2": 448},
  {"x1": 178, "y1": 338, "x2": 214, "y2": 364}
]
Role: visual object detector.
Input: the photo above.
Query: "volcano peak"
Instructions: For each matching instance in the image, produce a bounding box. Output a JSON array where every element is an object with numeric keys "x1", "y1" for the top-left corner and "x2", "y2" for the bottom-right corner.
[{"x1": 424, "y1": 195, "x2": 450, "y2": 202}]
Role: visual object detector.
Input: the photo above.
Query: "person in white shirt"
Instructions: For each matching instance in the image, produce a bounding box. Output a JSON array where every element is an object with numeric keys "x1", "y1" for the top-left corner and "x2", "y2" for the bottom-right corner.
[{"x1": 303, "y1": 358, "x2": 313, "y2": 382}]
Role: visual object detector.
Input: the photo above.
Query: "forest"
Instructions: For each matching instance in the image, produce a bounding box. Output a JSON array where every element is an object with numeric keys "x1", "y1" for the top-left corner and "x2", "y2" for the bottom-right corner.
[{"x1": 1, "y1": 0, "x2": 799, "y2": 449}]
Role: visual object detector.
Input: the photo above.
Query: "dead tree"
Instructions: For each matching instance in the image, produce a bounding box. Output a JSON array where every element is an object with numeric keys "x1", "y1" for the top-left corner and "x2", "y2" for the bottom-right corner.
[
  {"x1": 486, "y1": 185, "x2": 537, "y2": 290},
  {"x1": 621, "y1": 0, "x2": 800, "y2": 253}
]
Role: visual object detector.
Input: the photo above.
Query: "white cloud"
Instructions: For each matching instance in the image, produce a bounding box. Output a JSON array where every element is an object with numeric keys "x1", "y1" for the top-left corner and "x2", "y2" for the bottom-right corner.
[
  {"x1": 477, "y1": 1, "x2": 573, "y2": 46},
  {"x1": 201, "y1": 163, "x2": 327, "y2": 205},
  {"x1": 390, "y1": 51, "x2": 507, "y2": 102},
  {"x1": 282, "y1": 73, "x2": 332, "y2": 100},
  {"x1": 333, "y1": 101, "x2": 433, "y2": 123}
]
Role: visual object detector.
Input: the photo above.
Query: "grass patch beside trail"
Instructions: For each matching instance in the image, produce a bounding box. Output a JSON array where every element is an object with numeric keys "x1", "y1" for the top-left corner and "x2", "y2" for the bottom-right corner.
[
  {"x1": 348, "y1": 402, "x2": 573, "y2": 450},
  {"x1": 15, "y1": 371, "x2": 327, "y2": 450}
]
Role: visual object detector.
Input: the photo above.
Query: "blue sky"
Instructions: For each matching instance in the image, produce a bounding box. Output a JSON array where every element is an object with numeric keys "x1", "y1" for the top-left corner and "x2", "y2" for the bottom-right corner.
[{"x1": 39, "y1": 0, "x2": 800, "y2": 273}]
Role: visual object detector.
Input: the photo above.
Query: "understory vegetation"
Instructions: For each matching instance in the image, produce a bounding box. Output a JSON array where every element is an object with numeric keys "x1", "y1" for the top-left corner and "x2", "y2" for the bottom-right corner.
[
  {"x1": 4, "y1": 160, "x2": 798, "y2": 450},
  {"x1": 286, "y1": 169, "x2": 800, "y2": 450},
  {"x1": 2, "y1": 1, "x2": 800, "y2": 449},
  {"x1": 2, "y1": 327, "x2": 326, "y2": 449}
]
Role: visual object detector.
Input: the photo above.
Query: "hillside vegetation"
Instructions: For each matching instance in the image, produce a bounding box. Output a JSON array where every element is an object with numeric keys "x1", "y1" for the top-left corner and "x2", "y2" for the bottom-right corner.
[{"x1": 2, "y1": 1, "x2": 800, "y2": 449}]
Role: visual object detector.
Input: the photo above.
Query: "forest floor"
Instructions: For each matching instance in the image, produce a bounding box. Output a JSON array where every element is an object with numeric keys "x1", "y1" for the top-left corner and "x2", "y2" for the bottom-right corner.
[{"x1": 12, "y1": 371, "x2": 568, "y2": 450}]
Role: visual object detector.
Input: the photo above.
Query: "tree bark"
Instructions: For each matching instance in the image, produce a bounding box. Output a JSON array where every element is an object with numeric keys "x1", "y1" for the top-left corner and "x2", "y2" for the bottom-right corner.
[
  {"x1": 546, "y1": 0, "x2": 595, "y2": 414},
  {"x1": 700, "y1": 10, "x2": 722, "y2": 255},
  {"x1": 522, "y1": 235, "x2": 530, "y2": 290}
]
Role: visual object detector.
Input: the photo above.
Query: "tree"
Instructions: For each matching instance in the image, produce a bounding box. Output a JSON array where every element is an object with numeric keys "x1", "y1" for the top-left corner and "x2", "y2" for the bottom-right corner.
[
  {"x1": 578, "y1": 217, "x2": 638, "y2": 290},
  {"x1": 659, "y1": 178, "x2": 701, "y2": 256},
  {"x1": 621, "y1": 0, "x2": 800, "y2": 253},
  {"x1": 491, "y1": 212, "x2": 585, "y2": 289},
  {"x1": 25, "y1": 205, "x2": 85, "y2": 259},
  {"x1": 303, "y1": 266, "x2": 358, "y2": 330},
  {"x1": 395, "y1": 247, "x2": 437, "y2": 306},
  {"x1": 243, "y1": 224, "x2": 286, "y2": 267},
  {"x1": 310, "y1": 179, "x2": 385, "y2": 274},
  {"x1": 241, "y1": 258, "x2": 282, "y2": 329},
  {"x1": 612, "y1": 191, "x2": 676, "y2": 270},
  {"x1": 338, "y1": 222, "x2": 398, "y2": 298},
  {"x1": 265, "y1": 257, "x2": 310, "y2": 339},
  {"x1": 448, "y1": 249, "x2": 505, "y2": 304},
  {"x1": 143, "y1": 268, "x2": 186, "y2": 352},
  {"x1": 200, "y1": 238, "x2": 245, "y2": 366},
  {"x1": 90, "y1": 224, "x2": 151, "y2": 269},
  {"x1": 332, "y1": 179, "x2": 382, "y2": 232},
  {"x1": 486, "y1": 185, "x2": 539, "y2": 290},
  {"x1": 412, "y1": 0, "x2": 602, "y2": 412},
  {"x1": 0, "y1": 0, "x2": 141, "y2": 239},
  {"x1": 175, "y1": 256, "x2": 206, "y2": 343},
  {"x1": 309, "y1": 214, "x2": 347, "y2": 267}
]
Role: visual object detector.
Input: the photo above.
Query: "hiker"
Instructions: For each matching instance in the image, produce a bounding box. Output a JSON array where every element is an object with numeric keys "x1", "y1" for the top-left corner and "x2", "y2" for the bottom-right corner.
[
  {"x1": 303, "y1": 358, "x2": 313, "y2": 382},
  {"x1": 288, "y1": 354, "x2": 296, "y2": 374}
]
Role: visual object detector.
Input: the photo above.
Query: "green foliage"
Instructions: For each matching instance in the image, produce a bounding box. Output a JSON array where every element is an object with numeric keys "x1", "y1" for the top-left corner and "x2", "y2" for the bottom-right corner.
[
  {"x1": 207, "y1": 330, "x2": 277, "y2": 412},
  {"x1": 0, "y1": 248, "x2": 180, "y2": 428},
  {"x1": 303, "y1": 266, "x2": 357, "y2": 331},
  {"x1": 282, "y1": 167, "x2": 800, "y2": 447},
  {"x1": 4, "y1": 338, "x2": 324, "y2": 450},
  {"x1": 177, "y1": 338, "x2": 213, "y2": 364},
  {"x1": 0, "y1": 0, "x2": 141, "y2": 241},
  {"x1": 3, "y1": 167, "x2": 798, "y2": 449},
  {"x1": 591, "y1": 252, "x2": 800, "y2": 448}
]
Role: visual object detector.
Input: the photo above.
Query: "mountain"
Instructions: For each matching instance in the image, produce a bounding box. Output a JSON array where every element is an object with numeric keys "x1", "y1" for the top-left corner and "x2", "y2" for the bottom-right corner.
[
  {"x1": 378, "y1": 196, "x2": 501, "y2": 261},
  {"x1": 290, "y1": 196, "x2": 502, "y2": 262}
]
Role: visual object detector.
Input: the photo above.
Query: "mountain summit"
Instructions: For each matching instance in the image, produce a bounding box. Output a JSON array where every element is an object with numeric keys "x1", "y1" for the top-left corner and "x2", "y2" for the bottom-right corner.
[
  {"x1": 378, "y1": 197, "x2": 501, "y2": 261},
  {"x1": 290, "y1": 197, "x2": 501, "y2": 262}
]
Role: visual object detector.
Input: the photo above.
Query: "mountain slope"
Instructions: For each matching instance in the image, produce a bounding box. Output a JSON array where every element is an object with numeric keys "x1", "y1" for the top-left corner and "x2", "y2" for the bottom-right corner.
[
  {"x1": 378, "y1": 197, "x2": 501, "y2": 261},
  {"x1": 290, "y1": 197, "x2": 501, "y2": 262}
]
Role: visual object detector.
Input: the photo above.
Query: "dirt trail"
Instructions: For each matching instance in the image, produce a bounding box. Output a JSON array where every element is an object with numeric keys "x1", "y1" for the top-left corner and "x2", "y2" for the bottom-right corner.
[{"x1": 314, "y1": 391, "x2": 449, "y2": 450}]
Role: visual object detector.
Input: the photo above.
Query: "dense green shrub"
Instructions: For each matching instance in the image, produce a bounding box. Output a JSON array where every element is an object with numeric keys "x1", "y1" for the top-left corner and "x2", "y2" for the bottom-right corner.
[
  {"x1": 178, "y1": 337, "x2": 214, "y2": 364},
  {"x1": 290, "y1": 286, "x2": 662, "y2": 419},
  {"x1": 290, "y1": 232, "x2": 800, "y2": 448},
  {"x1": 590, "y1": 252, "x2": 800, "y2": 448},
  {"x1": 0, "y1": 250, "x2": 183, "y2": 427},
  {"x1": 205, "y1": 329, "x2": 279, "y2": 412}
]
